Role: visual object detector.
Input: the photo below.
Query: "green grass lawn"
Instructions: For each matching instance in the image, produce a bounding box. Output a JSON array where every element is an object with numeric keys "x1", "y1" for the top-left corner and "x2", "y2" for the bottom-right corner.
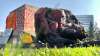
[{"x1": 0, "y1": 44, "x2": 100, "y2": 56}]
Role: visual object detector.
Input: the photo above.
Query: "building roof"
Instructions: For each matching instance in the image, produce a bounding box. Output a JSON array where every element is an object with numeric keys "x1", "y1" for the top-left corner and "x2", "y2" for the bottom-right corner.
[{"x1": 10, "y1": 4, "x2": 38, "y2": 14}]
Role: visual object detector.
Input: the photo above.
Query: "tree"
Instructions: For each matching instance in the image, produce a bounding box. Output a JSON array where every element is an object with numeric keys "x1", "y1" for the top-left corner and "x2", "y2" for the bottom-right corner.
[{"x1": 92, "y1": 22, "x2": 100, "y2": 40}]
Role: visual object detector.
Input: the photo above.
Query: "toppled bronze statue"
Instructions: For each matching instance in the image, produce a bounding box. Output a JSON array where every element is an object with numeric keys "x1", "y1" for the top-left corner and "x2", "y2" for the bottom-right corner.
[{"x1": 35, "y1": 7, "x2": 86, "y2": 47}]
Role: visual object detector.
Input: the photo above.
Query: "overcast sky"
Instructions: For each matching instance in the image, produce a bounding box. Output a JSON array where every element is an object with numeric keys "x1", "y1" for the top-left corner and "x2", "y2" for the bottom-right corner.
[{"x1": 0, "y1": 0, "x2": 100, "y2": 31}]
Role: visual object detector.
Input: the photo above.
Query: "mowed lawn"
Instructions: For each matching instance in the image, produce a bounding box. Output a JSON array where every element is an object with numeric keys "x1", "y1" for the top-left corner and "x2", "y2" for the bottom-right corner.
[{"x1": 0, "y1": 44, "x2": 99, "y2": 56}]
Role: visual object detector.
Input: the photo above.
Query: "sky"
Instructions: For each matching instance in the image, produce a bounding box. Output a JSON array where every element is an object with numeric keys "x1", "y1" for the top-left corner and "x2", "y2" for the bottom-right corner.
[{"x1": 0, "y1": 0, "x2": 100, "y2": 31}]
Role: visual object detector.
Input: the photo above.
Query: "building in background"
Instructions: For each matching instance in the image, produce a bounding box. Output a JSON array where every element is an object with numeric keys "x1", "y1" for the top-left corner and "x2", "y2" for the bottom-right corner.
[
  {"x1": 76, "y1": 15, "x2": 94, "y2": 37},
  {"x1": 6, "y1": 4, "x2": 38, "y2": 36},
  {"x1": 0, "y1": 32, "x2": 3, "y2": 37},
  {"x1": 0, "y1": 27, "x2": 3, "y2": 37},
  {"x1": 6, "y1": 4, "x2": 38, "y2": 44}
]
